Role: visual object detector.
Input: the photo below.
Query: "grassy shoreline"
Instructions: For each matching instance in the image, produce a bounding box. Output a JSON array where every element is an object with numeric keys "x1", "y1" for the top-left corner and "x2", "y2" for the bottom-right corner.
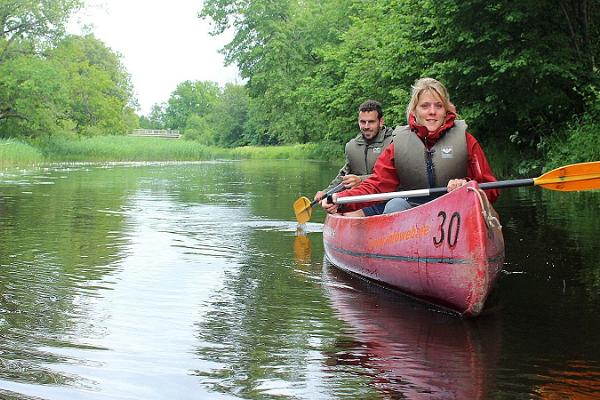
[
  {"x1": 1, "y1": 135, "x2": 344, "y2": 169},
  {"x1": 1, "y1": 138, "x2": 46, "y2": 168},
  {"x1": 2, "y1": 134, "x2": 521, "y2": 178}
]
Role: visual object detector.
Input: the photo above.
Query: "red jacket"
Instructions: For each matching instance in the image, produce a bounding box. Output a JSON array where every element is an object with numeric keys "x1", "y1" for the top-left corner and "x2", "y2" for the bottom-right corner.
[{"x1": 337, "y1": 114, "x2": 499, "y2": 212}]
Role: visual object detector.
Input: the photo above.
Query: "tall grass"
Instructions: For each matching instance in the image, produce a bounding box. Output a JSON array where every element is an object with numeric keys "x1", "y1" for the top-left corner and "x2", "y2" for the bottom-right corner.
[
  {"x1": 4, "y1": 134, "x2": 519, "y2": 178},
  {"x1": 0, "y1": 138, "x2": 44, "y2": 168},
  {"x1": 37, "y1": 135, "x2": 345, "y2": 162},
  {"x1": 0, "y1": 135, "x2": 344, "y2": 167},
  {"x1": 6, "y1": 133, "x2": 531, "y2": 178},
  {"x1": 39, "y1": 135, "x2": 228, "y2": 161},
  {"x1": 229, "y1": 141, "x2": 343, "y2": 161}
]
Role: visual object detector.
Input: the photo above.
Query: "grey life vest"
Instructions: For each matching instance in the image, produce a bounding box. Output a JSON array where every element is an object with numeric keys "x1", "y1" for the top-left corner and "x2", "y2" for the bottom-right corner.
[
  {"x1": 392, "y1": 121, "x2": 468, "y2": 200},
  {"x1": 345, "y1": 126, "x2": 395, "y2": 176}
]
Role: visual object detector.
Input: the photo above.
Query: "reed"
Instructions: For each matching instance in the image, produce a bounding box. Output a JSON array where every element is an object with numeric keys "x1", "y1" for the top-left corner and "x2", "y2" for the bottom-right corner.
[
  {"x1": 0, "y1": 138, "x2": 44, "y2": 168},
  {"x1": 228, "y1": 142, "x2": 343, "y2": 161},
  {"x1": 28, "y1": 135, "x2": 343, "y2": 163},
  {"x1": 40, "y1": 135, "x2": 219, "y2": 161},
  {"x1": 1, "y1": 136, "x2": 345, "y2": 167}
]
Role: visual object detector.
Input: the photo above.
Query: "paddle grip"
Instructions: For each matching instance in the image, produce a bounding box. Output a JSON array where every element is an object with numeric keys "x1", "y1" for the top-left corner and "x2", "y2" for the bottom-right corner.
[{"x1": 322, "y1": 182, "x2": 345, "y2": 204}]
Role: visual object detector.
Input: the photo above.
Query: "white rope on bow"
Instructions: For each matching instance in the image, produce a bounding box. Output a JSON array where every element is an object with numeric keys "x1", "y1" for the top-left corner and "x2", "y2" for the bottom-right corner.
[{"x1": 468, "y1": 187, "x2": 502, "y2": 230}]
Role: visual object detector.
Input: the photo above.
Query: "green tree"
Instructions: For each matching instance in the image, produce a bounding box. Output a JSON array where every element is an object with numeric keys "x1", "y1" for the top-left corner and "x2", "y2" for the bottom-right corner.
[
  {"x1": 140, "y1": 103, "x2": 167, "y2": 129},
  {"x1": 211, "y1": 83, "x2": 250, "y2": 147},
  {"x1": 298, "y1": 1, "x2": 408, "y2": 143},
  {"x1": 183, "y1": 114, "x2": 215, "y2": 145},
  {"x1": 50, "y1": 34, "x2": 137, "y2": 136},
  {"x1": 0, "y1": 0, "x2": 82, "y2": 137},
  {"x1": 200, "y1": 0, "x2": 353, "y2": 144},
  {"x1": 0, "y1": 0, "x2": 81, "y2": 55},
  {"x1": 163, "y1": 80, "x2": 220, "y2": 131},
  {"x1": 0, "y1": 55, "x2": 70, "y2": 137}
]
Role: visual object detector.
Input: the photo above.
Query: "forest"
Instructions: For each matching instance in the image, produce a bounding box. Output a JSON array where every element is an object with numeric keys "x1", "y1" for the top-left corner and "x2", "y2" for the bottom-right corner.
[{"x1": 1, "y1": 0, "x2": 599, "y2": 172}]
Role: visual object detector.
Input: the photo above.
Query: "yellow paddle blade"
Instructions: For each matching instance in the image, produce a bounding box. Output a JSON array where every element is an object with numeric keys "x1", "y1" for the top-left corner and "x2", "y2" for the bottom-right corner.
[
  {"x1": 293, "y1": 196, "x2": 312, "y2": 224},
  {"x1": 534, "y1": 161, "x2": 600, "y2": 191}
]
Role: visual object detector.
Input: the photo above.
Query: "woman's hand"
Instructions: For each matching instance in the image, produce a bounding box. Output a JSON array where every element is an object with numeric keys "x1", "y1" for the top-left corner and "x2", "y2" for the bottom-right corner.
[{"x1": 447, "y1": 178, "x2": 468, "y2": 192}]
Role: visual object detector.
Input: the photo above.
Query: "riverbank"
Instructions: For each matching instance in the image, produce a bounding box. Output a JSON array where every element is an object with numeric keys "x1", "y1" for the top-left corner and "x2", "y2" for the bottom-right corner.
[
  {"x1": 2, "y1": 134, "x2": 523, "y2": 178},
  {"x1": 1, "y1": 136, "x2": 344, "y2": 169},
  {"x1": 0, "y1": 138, "x2": 45, "y2": 168}
]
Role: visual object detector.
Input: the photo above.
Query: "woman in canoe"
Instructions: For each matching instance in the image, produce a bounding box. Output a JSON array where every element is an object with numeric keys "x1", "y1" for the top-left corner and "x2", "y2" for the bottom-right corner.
[{"x1": 321, "y1": 77, "x2": 499, "y2": 215}]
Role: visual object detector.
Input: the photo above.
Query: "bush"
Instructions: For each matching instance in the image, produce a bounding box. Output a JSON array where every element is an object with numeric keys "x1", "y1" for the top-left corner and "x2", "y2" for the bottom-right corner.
[{"x1": 546, "y1": 92, "x2": 600, "y2": 170}]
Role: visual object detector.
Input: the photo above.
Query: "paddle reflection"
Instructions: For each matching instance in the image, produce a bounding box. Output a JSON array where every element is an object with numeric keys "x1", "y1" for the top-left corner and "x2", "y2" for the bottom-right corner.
[
  {"x1": 534, "y1": 361, "x2": 600, "y2": 399},
  {"x1": 293, "y1": 226, "x2": 312, "y2": 265},
  {"x1": 323, "y1": 262, "x2": 501, "y2": 399}
]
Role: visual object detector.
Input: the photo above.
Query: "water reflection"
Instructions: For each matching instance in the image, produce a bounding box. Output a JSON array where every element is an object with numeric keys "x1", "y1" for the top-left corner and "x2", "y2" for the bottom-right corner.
[
  {"x1": 192, "y1": 223, "x2": 333, "y2": 399},
  {"x1": 533, "y1": 361, "x2": 600, "y2": 399},
  {"x1": 323, "y1": 262, "x2": 501, "y2": 399},
  {"x1": 293, "y1": 226, "x2": 312, "y2": 266},
  {"x1": 1, "y1": 161, "x2": 599, "y2": 399}
]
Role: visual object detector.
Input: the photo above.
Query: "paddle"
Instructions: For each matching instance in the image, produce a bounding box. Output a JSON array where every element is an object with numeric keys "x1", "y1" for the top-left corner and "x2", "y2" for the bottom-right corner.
[
  {"x1": 294, "y1": 182, "x2": 346, "y2": 224},
  {"x1": 334, "y1": 161, "x2": 600, "y2": 205}
]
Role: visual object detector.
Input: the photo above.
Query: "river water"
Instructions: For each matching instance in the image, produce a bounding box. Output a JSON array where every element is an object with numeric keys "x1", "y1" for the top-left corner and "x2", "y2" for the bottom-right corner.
[{"x1": 0, "y1": 160, "x2": 598, "y2": 399}]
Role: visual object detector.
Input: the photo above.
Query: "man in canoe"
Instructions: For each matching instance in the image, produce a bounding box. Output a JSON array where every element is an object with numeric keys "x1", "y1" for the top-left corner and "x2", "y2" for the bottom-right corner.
[
  {"x1": 321, "y1": 77, "x2": 499, "y2": 215},
  {"x1": 314, "y1": 99, "x2": 395, "y2": 216}
]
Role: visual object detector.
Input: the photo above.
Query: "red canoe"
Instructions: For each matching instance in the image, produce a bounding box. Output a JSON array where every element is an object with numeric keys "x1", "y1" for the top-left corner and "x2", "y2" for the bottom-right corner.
[{"x1": 323, "y1": 181, "x2": 505, "y2": 317}]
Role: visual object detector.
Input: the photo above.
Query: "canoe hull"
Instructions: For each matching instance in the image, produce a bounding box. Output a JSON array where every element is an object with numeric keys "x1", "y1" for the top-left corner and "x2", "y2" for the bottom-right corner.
[{"x1": 323, "y1": 182, "x2": 505, "y2": 317}]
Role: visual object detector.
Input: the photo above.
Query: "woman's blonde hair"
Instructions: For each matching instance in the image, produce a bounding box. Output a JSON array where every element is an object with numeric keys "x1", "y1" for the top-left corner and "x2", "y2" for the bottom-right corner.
[{"x1": 406, "y1": 78, "x2": 452, "y2": 122}]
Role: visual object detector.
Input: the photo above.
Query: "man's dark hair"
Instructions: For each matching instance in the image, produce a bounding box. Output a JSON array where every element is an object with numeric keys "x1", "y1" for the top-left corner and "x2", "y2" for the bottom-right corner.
[{"x1": 358, "y1": 100, "x2": 383, "y2": 119}]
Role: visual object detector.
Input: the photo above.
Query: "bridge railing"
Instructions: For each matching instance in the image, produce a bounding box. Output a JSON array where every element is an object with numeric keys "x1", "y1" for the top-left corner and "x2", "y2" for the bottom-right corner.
[{"x1": 129, "y1": 129, "x2": 181, "y2": 138}]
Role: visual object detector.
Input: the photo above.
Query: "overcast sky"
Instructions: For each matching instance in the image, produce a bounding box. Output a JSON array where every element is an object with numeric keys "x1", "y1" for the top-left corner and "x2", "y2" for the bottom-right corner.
[{"x1": 69, "y1": 0, "x2": 240, "y2": 115}]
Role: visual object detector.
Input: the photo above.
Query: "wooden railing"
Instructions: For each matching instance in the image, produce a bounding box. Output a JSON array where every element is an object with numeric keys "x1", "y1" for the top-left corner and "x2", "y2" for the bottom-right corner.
[{"x1": 129, "y1": 129, "x2": 181, "y2": 138}]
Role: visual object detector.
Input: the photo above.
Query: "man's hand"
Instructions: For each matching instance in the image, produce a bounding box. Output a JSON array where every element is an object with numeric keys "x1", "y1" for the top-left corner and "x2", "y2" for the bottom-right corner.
[
  {"x1": 320, "y1": 193, "x2": 339, "y2": 214},
  {"x1": 342, "y1": 174, "x2": 361, "y2": 189}
]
